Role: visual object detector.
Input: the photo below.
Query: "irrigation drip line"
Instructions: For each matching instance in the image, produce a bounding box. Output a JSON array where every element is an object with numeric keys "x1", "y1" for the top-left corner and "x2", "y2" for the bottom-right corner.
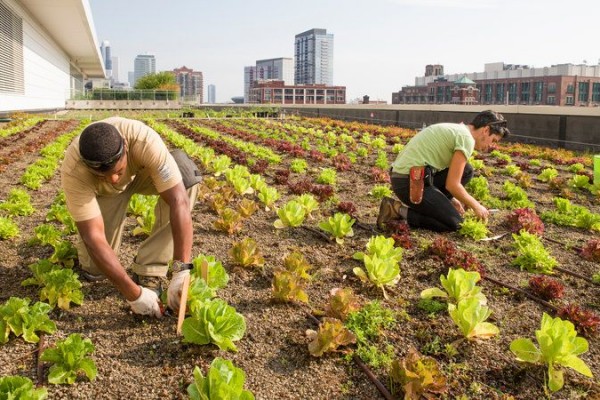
[
  {"x1": 36, "y1": 334, "x2": 46, "y2": 387},
  {"x1": 554, "y1": 266, "x2": 598, "y2": 286},
  {"x1": 483, "y1": 275, "x2": 558, "y2": 313},
  {"x1": 543, "y1": 236, "x2": 582, "y2": 253},
  {"x1": 540, "y1": 237, "x2": 597, "y2": 285},
  {"x1": 352, "y1": 355, "x2": 395, "y2": 400},
  {"x1": 304, "y1": 312, "x2": 394, "y2": 400},
  {"x1": 300, "y1": 225, "x2": 332, "y2": 242}
]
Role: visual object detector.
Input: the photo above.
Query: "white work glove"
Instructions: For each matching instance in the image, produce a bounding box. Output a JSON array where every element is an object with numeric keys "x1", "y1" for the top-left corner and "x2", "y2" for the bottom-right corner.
[
  {"x1": 127, "y1": 286, "x2": 163, "y2": 318},
  {"x1": 167, "y1": 270, "x2": 190, "y2": 312}
]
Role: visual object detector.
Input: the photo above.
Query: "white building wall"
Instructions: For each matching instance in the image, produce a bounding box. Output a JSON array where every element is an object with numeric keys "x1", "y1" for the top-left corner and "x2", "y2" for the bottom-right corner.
[{"x1": 0, "y1": 0, "x2": 72, "y2": 112}]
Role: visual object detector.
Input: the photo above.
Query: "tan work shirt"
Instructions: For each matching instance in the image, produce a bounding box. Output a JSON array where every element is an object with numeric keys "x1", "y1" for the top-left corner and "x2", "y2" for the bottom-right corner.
[{"x1": 60, "y1": 117, "x2": 182, "y2": 222}]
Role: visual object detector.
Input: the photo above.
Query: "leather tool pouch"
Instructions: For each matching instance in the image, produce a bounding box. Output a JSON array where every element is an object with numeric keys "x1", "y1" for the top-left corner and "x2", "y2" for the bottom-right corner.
[
  {"x1": 409, "y1": 166, "x2": 425, "y2": 204},
  {"x1": 170, "y1": 149, "x2": 202, "y2": 189}
]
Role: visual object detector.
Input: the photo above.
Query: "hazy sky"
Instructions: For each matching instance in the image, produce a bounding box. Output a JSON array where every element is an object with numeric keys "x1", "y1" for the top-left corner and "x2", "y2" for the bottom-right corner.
[{"x1": 89, "y1": 0, "x2": 599, "y2": 103}]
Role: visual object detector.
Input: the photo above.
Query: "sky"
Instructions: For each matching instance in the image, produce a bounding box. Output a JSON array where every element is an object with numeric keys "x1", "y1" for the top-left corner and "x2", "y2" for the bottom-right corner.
[{"x1": 89, "y1": 0, "x2": 599, "y2": 104}]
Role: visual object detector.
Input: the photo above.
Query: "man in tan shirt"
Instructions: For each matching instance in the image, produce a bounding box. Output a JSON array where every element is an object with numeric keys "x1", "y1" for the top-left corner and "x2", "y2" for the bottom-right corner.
[{"x1": 61, "y1": 117, "x2": 200, "y2": 317}]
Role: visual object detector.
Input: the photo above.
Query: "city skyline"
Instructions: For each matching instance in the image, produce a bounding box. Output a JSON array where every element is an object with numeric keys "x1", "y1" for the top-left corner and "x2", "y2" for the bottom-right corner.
[{"x1": 89, "y1": 0, "x2": 598, "y2": 103}]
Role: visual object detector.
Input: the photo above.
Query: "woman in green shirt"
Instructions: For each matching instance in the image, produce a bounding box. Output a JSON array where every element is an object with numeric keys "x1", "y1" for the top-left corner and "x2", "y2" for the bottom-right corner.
[{"x1": 377, "y1": 110, "x2": 509, "y2": 232}]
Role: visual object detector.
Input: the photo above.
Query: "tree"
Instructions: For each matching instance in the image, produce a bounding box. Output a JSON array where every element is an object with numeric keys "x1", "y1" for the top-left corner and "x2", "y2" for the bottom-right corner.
[{"x1": 134, "y1": 72, "x2": 178, "y2": 91}]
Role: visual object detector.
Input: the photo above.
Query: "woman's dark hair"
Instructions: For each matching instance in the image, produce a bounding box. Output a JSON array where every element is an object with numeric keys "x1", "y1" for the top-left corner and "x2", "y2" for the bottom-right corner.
[
  {"x1": 470, "y1": 110, "x2": 510, "y2": 138},
  {"x1": 79, "y1": 122, "x2": 124, "y2": 171}
]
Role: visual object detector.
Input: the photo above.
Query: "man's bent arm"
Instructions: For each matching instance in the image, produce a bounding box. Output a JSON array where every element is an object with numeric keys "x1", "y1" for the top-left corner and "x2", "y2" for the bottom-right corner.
[
  {"x1": 77, "y1": 216, "x2": 141, "y2": 301},
  {"x1": 159, "y1": 182, "x2": 193, "y2": 263}
]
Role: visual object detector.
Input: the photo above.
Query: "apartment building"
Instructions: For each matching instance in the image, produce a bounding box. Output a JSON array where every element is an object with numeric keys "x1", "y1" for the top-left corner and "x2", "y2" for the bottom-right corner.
[
  {"x1": 392, "y1": 62, "x2": 600, "y2": 106},
  {"x1": 248, "y1": 80, "x2": 345, "y2": 104},
  {"x1": 172, "y1": 66, "x2": 203, "y2": 103},
  {"x1": 294, "y1": 28, "x2": 333, "y2": 85}
]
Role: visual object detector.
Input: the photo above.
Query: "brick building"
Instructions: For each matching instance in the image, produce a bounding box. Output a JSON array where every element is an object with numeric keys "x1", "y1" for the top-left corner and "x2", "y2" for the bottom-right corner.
[
  {"x1": 248, "y1": 80, "x2": 345, "y2": 104},
  {"x1": 392, "y1": 62, "x2": 600, "y2": 106},
  {"x1": 172, "y1": 66, "x2": 203, "y2": 103}
]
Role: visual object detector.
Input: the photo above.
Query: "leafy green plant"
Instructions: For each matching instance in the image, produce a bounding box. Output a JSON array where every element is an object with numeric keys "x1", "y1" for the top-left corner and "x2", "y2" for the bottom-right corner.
[
  {"x1": 188, "y1": 255, "x2": 229, "y2": 314},
  {"x1": 272, "y1": 269, "x2": 309, "y2": 303},
  {"x1": 502, "y1": 181, "x2": 534, "y2": 209},
  {"x1": 420, "y1": 268, "x2": 486, "y2": 305},
  {"x1": 510, "y1": 313, "x2": 593, "y2": 392},
  {"x1": 316, "y1": 168, "x2": 337, "y2": 185},
  {"x1": 390, "y1": 348, "x2": 448, "y2": 400},
  {"x1": 41, "y1": 333, "x2": 96, "y2": 385},
  {"x1": 569, "y1": 174, "x2": 591, "y2": 190},
  {"x1": 21, "y1": 259, "x2": 61, "y2": 287},
  {"x1": 29, "y1": 224, "x2": 62, "y2": 247},
  {"x1": 39, "y1": 269, "x2": 83, "y2": 310},
  {"x1": 318, "y1": 212, "x2": 355, "y2": 244},
  {"x1": 257, "y1": 186, "x2": 280, "y2": 211},
  {"x1": 0, "y1": 216, "x2": 19, "y2": 239},
  {"x1": 210, "y1": 155, "x2": 231, "y2": 176},
  {"x1": 290, "y1": 158, "x2": 308, "y2": 174},
  {"x1": 49, "y1": 240, "x2": 78, "y2": 268},
  {"x1": 375, "y1": 151, "x2": 390, "y2": 170},
  {"x1": 295, "y1": 193, "x2": 319, "y2": 217},
  {"x1": 512, "y1": 230, "x2": 558, "y2": 274},
  {"x1": 353, "y1": 235, "x2": 403, "y2": 265},
  {"x1": 568, "y1": 163, "x2": 585, "y2": 173},
  {"x1": 46, "y1": 202, "x2": 76, "y2": 235},
  {"x1": 273, "y1": 200, "x2": 306, "y2": 229},
  {"x1": 0, "y1": 376, "x2": 47, "y2": 399},
  {"x1": 0, "y1": 188, "x2": 35, "y2": 217},
  {"x1": 127, "y1": 194, "x2": 158, "y2": 217},
  {"x1": 229, "y1": 175, "x2": 254, "y2": 196},
  {"x1": 369, "y1": 185, "x2": 393, "y2": 200},
  {"x1": 353, "y1": 254, "x2": 401, "y2": 299},
  {"x1": 448, "y1": 297, "x2": 499, "y2": 339},
  {"x1": 133, "y1": 206, "x2": 156, "y2": 237},
  {"x1": 0, "y1": 297, "x2": 56, "y2": 344},
  {"x1": 503, "y1": 164, "x2": 521, "y2": 177},
  {"x1": 345, "y1": 301, "x2": 397, "y2": 368},
  {"x1": 466, "y1": 176, "x2": 491, "y2": 202},
  {"x1": 182, "y1": 299, "x2": 246, "y2": 352},
  {"x1": 237, "y1": 198, "x2": 259, "y2": 218},
  {"x1": 306, "y1": 317, "x2": 357, "y2": 357},
  {"x1": 213, "y1": 208, "x2": 244, "y2": 235},
  {"x1": 458, "y1": 215, "x2": 489, "y2": 240},
  {"x1": 538, "y1": 167, "x2": 559, "y2": 182},
  {"x1": 187, "y1": 357, "x2": 255, "y2": 400},
  {"x1": 229, "y1": 237, "x2": 264, "y2": 268},
  {"x1": 325, "y1": 287, "x2": 361, "y2": 321},
  {"x1": 282, "y1": 252, "x2": 312, "y2": 280}
]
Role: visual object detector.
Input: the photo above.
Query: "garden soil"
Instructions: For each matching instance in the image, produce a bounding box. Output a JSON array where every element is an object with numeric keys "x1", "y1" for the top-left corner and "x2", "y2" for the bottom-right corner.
[{"x1": 1, "y1": 117, "x2": 599, "y2": 399}]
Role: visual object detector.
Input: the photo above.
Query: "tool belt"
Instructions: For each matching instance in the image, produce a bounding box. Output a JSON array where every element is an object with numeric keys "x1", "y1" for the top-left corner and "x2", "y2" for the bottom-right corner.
[
  {"x1": 170, "y1": 149, "x2": 202, "y2": 189},
  {"x1": 408, "y1": 165, "x2": 434, "y2": 205}
]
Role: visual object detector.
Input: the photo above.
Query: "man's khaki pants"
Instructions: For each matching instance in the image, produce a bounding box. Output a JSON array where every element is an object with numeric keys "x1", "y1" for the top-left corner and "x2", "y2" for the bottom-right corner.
[{"x1": 77, "y1": 170, "x2": 198, "y2": 278}]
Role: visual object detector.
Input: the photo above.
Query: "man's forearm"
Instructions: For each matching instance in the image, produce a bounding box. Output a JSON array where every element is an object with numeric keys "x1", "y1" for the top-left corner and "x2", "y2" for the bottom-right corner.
[
  {"x1": 85, "y1": 241, "x2": 140, "y2": 301},
  {"x1": 170, "y1": 205, "x2": 193, "y2": 263}
]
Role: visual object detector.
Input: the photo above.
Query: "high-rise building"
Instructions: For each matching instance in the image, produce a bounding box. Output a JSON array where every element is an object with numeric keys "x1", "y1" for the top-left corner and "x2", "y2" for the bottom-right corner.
[
  {"x1": 207, "y1": 84, "x2": 216, "y2": 103},
  {"x1": 111, "y1": 56, "x2": 119, "y2": 83},
  {"x1": 244, "y1": 58, "x2": 293, "y2": 103},
  {"x1": 256, "y1": 58, "x2": 293, "y2": 84},
  {"x1": 244, "y1": 66, "x2": 257, "y2": 103},
  {"x1": 133, "y1": 54, "x2": 156, "y2": 87},
  {"x1": 172, "y1": 66, "x2": 203, "y2": 103},
  {"x1": 128, "y1": 71, "x2": 134, "y2": 87},
  {"x1": 100, "y1": 40, "x2": 112, "y2": 78},
  {"x1": 294, "y1": 28, "x2": 333, "y2": 85}
]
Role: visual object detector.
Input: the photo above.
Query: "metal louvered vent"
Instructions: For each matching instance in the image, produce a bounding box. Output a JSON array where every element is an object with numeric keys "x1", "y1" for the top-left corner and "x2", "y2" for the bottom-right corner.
[{"x1": 0, "y1": 0, "x2": 24, "y2": 94}]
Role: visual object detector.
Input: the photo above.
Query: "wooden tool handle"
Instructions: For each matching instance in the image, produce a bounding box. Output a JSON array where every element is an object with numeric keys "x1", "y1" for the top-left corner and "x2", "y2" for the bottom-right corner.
[{"x1": 176, "y1": 273, "x2": 191, "y2": 335}]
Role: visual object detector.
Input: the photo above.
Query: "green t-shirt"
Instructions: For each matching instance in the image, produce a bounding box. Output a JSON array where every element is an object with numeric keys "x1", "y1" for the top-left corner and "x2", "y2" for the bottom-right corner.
[{"x1": 391, "y1": 123, "x2": 475, "y2": 175}]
